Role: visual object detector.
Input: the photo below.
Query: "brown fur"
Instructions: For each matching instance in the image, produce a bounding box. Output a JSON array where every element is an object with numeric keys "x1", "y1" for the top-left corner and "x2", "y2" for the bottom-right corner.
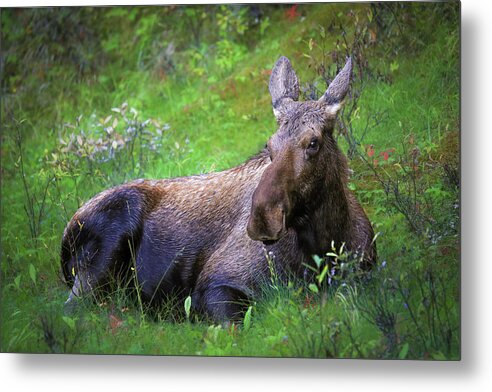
[{"x1": 61, "y1": 56, "x2": 376, "y2": 321}]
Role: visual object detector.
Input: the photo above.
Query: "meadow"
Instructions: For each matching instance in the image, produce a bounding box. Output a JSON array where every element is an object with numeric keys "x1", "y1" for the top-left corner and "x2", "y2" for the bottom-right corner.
[{"x1": 0, "y1": 3, "x2": 460, "y2": 359}]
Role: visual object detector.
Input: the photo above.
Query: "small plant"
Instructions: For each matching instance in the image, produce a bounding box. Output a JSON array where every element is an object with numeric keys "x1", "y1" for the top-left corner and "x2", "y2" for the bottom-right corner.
[
  {"x1": 51, "y1": 102, "x2": 169, "y2": 181},
  {"x1": 184, "y1": 295, "x2": 192, "y2": 321},
  {"x1": 214, "y1": 6, "x2": 249, "y2": 73},
  {"x1": 28, "y1": 263, "x2": 37, "y2": 286},
  {"x1": 39, "y1": 313, "x2": 82, "y2": 354},
  {"x1": 243, "y1": 305, "x2": 253, "y2": 331},
  {"x1": 304, "y1": 240, "x2": 373, "y2": 293},
  {"x1": 40, "y1": 101, "x2": 177, "y2": 218},
  {"x1": 357, "y1": 134, "x2": 459, "y2": 243},
  {"x1": 11, "y1": 123, "x2": 53, "y2": 242},
  {"x1": 264, "y1": 248, "x2": 280, "y2": 291}
]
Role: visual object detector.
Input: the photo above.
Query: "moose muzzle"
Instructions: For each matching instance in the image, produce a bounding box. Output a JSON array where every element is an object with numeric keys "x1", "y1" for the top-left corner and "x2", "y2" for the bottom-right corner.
[{"x1": 247, "y1": 162, "x2": 292, "y2": 243}]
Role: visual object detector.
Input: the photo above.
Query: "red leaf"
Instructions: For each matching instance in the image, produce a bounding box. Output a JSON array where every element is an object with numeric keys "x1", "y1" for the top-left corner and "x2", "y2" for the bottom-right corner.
[
  {"x1": 379, "y1": 148, "x2": 394, "y2": 161},
  {"x1": 303, "y1": 293, "x2": 315, "y2": 309},
  {"x1": 285, "y1": 5, "x2": 300, "y2": 21},
  {"x1": 109, "y1": 314, "x2": 123, "y2": 334},
  {"x1": 367, "y1": 145, "x2": 375, "y2": 158},
  {"x1": 228, "y1": 323, "x2": 238, "y2": 336}
]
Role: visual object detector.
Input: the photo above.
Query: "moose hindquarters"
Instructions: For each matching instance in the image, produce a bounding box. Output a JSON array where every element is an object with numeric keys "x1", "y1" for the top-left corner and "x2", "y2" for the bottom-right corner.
[{"x1": 60, "y1": 184, "x2": 152, "y2": 308}]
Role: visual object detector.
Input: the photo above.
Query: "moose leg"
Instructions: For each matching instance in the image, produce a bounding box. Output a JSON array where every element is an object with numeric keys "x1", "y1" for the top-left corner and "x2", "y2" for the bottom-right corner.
[
  {"x1": 62, "y1": 230, "x2": 143, "y2": 313},
  {"x1": 196, "y1": 285, "x2": 250, "y2": 322},
  {"x1": 62, "y1": 243, "x2": 116, "y2": 314},
  {"x1": 63, "y1": 273, "x2": 92, "y2": 314}
]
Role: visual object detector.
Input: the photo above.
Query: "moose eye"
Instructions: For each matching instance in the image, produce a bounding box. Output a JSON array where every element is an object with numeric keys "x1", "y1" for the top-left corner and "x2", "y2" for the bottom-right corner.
[
  {"x1": 308, "y1": 139, "x2": 319, "y2": 150},
  {"x1": 305, "y1": 138, "x2": 320, "y2": 159}
]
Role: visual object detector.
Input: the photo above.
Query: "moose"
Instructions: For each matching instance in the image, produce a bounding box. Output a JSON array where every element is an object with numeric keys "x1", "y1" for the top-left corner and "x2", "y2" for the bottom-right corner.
[{"x1": 61, "y1": 56, "x2": 376, "y2": 321}]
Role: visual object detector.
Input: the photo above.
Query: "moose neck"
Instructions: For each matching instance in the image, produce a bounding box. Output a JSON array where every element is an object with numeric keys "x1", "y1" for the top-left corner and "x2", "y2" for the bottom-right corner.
[{"x1": 294, "y1": 146, "x2": 352, "y2": 258}]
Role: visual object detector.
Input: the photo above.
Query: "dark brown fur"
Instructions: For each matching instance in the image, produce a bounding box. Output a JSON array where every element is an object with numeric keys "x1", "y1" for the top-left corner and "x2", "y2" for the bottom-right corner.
[{"x1": 61, "y1": 56, "x2": 376, "y2": 321}]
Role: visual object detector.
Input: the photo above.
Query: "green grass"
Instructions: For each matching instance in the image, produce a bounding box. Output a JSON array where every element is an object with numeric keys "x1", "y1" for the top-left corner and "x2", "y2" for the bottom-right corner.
[{"x1": 0, "y1": 3, "x2": 459, "y2": 359}]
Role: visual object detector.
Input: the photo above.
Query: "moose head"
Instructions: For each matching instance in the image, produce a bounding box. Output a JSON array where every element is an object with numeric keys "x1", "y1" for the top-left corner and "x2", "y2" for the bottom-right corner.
[{"x1": 247, "y1": 56, "x2": 352, "y2": 244}]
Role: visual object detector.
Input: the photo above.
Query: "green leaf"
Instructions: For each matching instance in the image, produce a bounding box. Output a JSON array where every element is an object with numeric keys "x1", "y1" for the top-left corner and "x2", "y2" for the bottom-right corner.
[
  {"x1": 308, "y1": 283, "x2": 319, "y2": 294},
  {"x1": 312, "y1": 254, "x2": 323, "y2": 268},
  {"x1": 431, "y1": 351, "x2": 447, "y2": 360},
  {"x1": 62, "y1": 316, "x2": 76, "y2": 331},
  {"x1": 317, "y1": 265, "x2": 329, "y2": 285},
  {"x1": 14, "y1": 274, "x2": 21, "y2": 290},
  {"x1": 399, "y1": 343, "x2": 409, "y2": 359},
  {"x1": 243, "y1": 306, "x2": 252, "y2": 332},
  {"x1": 184, "y1": 295, "x2": 192, "y2": 320},
  {"x1": 28, "y1": 263, "x2": 36, "y2": 285}
]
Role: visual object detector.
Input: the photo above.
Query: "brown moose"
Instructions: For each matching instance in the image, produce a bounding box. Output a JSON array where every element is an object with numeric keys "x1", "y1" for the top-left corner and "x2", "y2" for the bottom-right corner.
[{"x1": 61, "y1": 56, "x2": 376, "y2": 321}]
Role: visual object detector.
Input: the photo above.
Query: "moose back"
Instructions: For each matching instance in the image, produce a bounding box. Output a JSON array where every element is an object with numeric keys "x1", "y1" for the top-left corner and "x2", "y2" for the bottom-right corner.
[{"x1": 61, "y1": 56, "x2": 376, "y2": 321}]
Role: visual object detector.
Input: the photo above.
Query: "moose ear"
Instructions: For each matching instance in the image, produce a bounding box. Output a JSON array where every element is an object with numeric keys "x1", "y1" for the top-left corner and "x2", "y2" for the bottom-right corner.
[
  {"x1": 319, "y1": 57, "x2": 353, "y2": 117},
  {"x1": 269, "y1": 56, "x2": 300, "y2": 120}
]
